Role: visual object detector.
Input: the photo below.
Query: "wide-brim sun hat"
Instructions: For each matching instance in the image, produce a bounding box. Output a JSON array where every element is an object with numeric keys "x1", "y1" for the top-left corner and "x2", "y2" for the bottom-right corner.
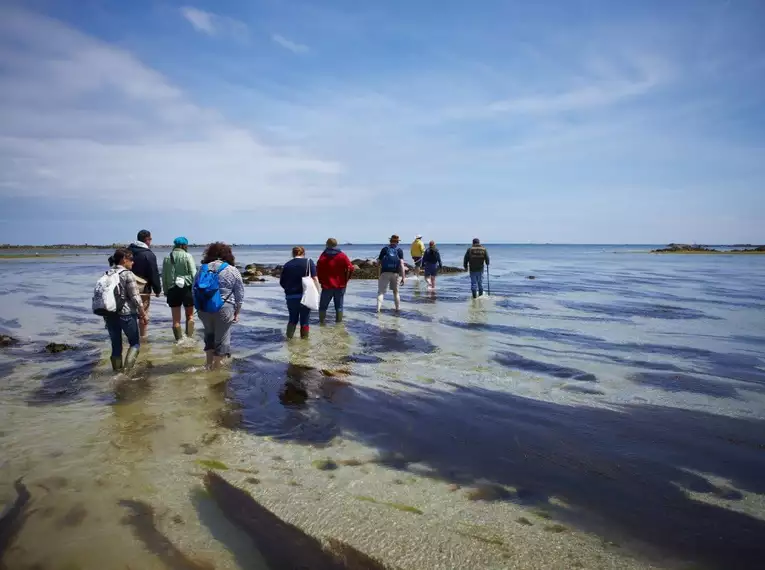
[{"x1": 174, "y1": 236, "x2": 189, "y2": 246}]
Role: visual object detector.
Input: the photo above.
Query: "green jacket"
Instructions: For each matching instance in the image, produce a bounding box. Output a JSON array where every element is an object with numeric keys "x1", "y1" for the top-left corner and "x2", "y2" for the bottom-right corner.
[{"x1": 162, "y1": 248, "x2": 197, "y2": 291}]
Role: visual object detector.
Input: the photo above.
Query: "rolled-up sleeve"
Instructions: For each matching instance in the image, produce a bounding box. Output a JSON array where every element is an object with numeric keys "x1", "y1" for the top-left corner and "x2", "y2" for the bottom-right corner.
[{"x1": 124, "y1": 272, "x2": 145, "y2": 316}]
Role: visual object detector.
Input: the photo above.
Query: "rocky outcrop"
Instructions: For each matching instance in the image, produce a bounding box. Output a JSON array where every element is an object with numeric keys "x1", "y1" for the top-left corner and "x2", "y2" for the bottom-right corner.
[
  {"x1": 44, "y1": 342, "x2": 77, "y2": 353},
  {"x1": 240, "y1": 260, "x2": 465, "y2": 280},
  {"x1": 652, "y1": 244, "x2": 716, "y2": 253},
  {"x1": 652, "y1": 244, "x2": 765, "y2": 254},
  {"x1": 0, "y1": 334, "x2": 19, "y2": 347}
]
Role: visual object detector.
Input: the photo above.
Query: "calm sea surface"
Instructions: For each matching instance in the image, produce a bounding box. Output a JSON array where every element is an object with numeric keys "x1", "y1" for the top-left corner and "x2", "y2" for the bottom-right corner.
[{"x1": 1, "y1": 244, "x2": 764, "y2": 570}]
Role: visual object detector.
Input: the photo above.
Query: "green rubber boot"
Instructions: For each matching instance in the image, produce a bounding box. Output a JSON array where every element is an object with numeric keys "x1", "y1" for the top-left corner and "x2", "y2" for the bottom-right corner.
[
  {"x1": 286, "y1": 324, "x2": 297, "y2": 339},
  {"x1": 110, "y1": 357, "x2": 123, "y2": 372},
  {"x1": 172, "y1": 326, "x2": 183, "y2": 341},
  {"x1": 319, "y1": 311, "x2": 327, "y2": 324},
  {"x1": 335, "y1": 311, "x2": 343, "y2": 323},
  {"x1": 123, "y1": 347, "x2": 140, "y2": 370},
  {"x1": 185, "y1": 320, "x2": 195, "y2": 338}
]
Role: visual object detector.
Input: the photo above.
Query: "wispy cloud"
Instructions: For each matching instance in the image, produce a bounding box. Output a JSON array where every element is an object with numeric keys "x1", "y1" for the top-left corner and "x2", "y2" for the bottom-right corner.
[
  {"x1": 271, "y1": 34, "x2": 310, "y2": 54},
  {"x1": 0, "y1": 7, "x2": 351, "y2": 211},
  {"x1": 180, "y1": 6, "x2": 248, "y2": 41}
]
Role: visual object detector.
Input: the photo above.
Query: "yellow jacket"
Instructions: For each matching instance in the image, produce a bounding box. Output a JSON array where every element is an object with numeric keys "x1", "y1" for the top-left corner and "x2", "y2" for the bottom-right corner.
[{"x1": 411, "y1": 239, "x2": 426, "y2": 258}]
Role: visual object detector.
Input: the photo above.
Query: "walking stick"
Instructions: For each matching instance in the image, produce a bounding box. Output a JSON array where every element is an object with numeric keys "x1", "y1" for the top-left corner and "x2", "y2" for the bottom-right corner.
[{"x1": 486, "y1": 265, "x2": 491, "y2": 296}]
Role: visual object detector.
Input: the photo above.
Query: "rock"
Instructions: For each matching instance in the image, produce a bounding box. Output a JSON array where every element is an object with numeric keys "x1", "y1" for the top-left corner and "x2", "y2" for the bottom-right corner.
[
  {"x1": 0, "y1": 334, "x2": 19, "y2": 347},
  {"x1": 44, "y1": 342, "x2": 77, "y2": 353},
  {"x1": 527, "y1": 276, "x2": 536, "y2": 280},
  {"x1": 651, "y1": 243, "x2": 716, "y2": 253}
]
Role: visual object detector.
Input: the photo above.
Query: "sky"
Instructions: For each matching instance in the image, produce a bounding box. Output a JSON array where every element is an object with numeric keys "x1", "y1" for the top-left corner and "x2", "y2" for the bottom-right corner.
[{"x1": 0, "y1": 0, "x2": 763, "y2": 245}]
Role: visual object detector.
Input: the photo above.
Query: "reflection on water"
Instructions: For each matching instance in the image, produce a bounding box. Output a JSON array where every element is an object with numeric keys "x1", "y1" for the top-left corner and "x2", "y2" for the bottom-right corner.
[{"x1": 1, "y1": 245, "x2": 765, "y2": 570}]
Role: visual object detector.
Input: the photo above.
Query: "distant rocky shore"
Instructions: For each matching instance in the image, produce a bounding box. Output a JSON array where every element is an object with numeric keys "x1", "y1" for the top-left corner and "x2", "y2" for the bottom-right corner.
[
  {"x1": 651, "y1": 243, "x2": 765, "y2": 254},
  {"x1": 0, "y1": 243, "x2": 209, "y2": 250},
  {"x1": 240, "y1": 258, "x2": 465, "y2": 282}
]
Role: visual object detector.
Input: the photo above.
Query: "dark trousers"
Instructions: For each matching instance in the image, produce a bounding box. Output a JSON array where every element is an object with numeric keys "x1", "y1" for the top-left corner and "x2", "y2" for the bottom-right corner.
[
  {"x1": 286, "y1": 297, "x2": 311, "y2": 326},
  {"x1": 319, "y1": 288, "x2": 346, "y2": 313},
  {"x1": 105, "y1": 314, "x2": 140, "y2": 359}
]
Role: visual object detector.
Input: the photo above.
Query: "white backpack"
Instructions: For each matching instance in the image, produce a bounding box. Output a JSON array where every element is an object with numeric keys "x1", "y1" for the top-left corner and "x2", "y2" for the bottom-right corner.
[{"x1": 92, "y1": 268, "x2": 126, "y2": 316}]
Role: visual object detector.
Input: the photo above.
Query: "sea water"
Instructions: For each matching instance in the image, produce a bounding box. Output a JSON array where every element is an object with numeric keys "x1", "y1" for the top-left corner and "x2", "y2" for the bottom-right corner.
[{"x1": 1, "y1": 244, "x2": 764, "y2": 570}]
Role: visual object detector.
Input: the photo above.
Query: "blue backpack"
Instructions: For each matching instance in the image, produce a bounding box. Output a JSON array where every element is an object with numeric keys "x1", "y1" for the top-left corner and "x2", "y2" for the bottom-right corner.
[
  {"x1": 193, "y1": 262, "x2": 229, "y2": 313},
  {"x1": 380, "y1": 246, "x2": 401, "y2": 272}
]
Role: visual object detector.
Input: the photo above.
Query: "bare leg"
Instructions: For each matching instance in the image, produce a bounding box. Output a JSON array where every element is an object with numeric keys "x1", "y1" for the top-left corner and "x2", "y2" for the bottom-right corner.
[
  {"x1": 139, "y1": 295, "x2": 150, "y2": 338},
  {"x1": 376, "y1": 294, "x2": 384, "y2": 313},
  {"x1": 184, "y1": 306, "x2": 194, "y2": 326},
  {"x1": 171, "y1": 306, "x2": 182, "y2": 328}
]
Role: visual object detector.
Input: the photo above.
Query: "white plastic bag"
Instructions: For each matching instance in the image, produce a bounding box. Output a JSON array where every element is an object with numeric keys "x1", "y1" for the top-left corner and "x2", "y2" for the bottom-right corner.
[{"x1": 301, "y1": 258, "x2": 320, "y2": 310}]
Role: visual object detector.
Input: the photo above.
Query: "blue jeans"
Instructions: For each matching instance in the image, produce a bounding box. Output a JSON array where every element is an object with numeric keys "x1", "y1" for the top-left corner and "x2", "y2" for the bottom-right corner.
[
  {"x1": 470, "y1": 271, "x2": 484, "y2": 294},
  {"x1": 319, "y1": 288, "x2": 346, "y2": 313},
  {"x1": 105, "y1": 314, "x2": 140, "y2": 359},
  {"x1": 286, "y1": 297, "x2": 311, "y2": 326}
]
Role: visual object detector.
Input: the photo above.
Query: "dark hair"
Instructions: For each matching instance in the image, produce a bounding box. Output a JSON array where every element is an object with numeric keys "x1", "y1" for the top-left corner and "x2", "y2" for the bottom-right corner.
[
  {"x1": 109, "y1": 248, "x2": 133, "y2": 266},
  {"x1": 292, "y1": 246, "x2": 305, "y2": 257},
  {"x1": 472, "y1": 238, "x2": 480, "y2": 245},
  {"x1": 202, "y1": 242, "x2": 235, "y2": 265},
  {"x1": 429, "y1": 240, "x2": 436, "y2": 247},
  {"x1": 137, "y1": 229, "x2": 151, "y2": 243},
  {"x1": 326, "y1": 238, "x2": 338, "y2": 248}
]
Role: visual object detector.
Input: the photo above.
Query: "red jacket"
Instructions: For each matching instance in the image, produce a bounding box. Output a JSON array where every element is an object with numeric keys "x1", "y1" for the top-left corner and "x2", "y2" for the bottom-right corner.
[{"x1": 317, "y1": 248, "x2": 354, "y2": 289}]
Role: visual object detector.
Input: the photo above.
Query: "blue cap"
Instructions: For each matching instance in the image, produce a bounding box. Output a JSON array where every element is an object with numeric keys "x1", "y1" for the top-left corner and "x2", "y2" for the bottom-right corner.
[{"x1": 173, "y1": 236, "x2": 189, "y2": 246}]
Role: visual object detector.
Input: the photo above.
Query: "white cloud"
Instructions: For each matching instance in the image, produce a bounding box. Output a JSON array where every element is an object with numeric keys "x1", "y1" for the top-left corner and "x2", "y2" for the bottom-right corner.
[
  {"x1": 272, "y1": 34, "x2": 310, "y2": 54},
  {"x1": 180, "y1": 6, "x2": 248, "y2": 41},
  {"x1": 0, "y1": 7, "x2": 352, "y2": 210}
]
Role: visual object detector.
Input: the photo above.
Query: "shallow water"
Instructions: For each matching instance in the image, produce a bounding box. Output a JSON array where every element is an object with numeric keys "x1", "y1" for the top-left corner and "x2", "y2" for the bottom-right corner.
[{"x1": 1, "y1": 244, "x2": 764, "y2": 570}]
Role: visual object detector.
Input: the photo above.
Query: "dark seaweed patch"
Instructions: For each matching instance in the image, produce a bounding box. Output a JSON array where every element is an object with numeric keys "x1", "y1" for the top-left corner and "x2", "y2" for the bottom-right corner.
[
  {"x1": 26, "y1": 359, "x2": 98, "y2": 405},
  {"x1": 560, "y1": 301, "x2": 719, "y2": 321},
  {"x1": 342, "y1": 354, "x2": 383, "y2": 364},
  {"x1": 494, "y1": 351, "x2": 597, "y2": 382},
  {"x1": 0, "y1": 317, "x2": 21, "y2": 329},
  {"x1": 560, "y1": 385, "x2": 606, "y2": 396},
  {"x1": 344, "y1": 321, "x2": 437, "y2": 354},
  {"x1": 630, "y1": 372, "x2": 739, "y2": 399}
]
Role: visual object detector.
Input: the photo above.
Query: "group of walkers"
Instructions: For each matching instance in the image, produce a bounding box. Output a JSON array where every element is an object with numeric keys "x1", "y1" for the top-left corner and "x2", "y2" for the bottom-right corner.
[{"x1": 94, "y1": 230, "x2": 491, "y2": 372}]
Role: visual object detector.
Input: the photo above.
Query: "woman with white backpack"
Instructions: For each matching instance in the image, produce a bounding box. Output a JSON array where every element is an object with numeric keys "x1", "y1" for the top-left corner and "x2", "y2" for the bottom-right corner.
[{"x1": 95, "y1": 248, "x2": 148, "y2": 371}]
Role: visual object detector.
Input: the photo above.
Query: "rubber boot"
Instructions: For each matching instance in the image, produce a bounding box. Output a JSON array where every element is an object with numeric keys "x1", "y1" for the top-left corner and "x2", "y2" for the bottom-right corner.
[
  {"x1": 123, "y1": 347, "x2": 140, "y2": 370},
  {"x1": 173, "y1": 326, "x2": 183, "y2": 342},
  {"x1": 472, "y1": 291, "x2": 477, "y2": 299},
  {"x1": 185, "y1": 320, "x2": 195, "y2": 338},
  {"x1": 286, "y1": 323, "x2": 297, "y2": 339},
  {"x1": 300, "y1": 326, "x2": 310, "y2": 339},
  {"x1": 110, "y1": 357, "x2": 123, "y2": 372},
  {"x1": 335, "y1": 311, "x2": 343, "y2": 323},
  {"x1": 319, "y1": 311, "x2": 327, "y2": 324}
]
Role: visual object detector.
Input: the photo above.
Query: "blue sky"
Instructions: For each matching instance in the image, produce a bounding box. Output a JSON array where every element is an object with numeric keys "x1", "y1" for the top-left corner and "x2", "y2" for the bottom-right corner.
[{"x1": 0, "y1": 0, "x2": 763, "y2": 244}]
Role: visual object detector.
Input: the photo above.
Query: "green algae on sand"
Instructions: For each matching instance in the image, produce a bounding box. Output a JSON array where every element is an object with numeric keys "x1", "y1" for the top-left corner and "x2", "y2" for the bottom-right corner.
[
  {"x1": 354, "y1": 495, "x2": 423, "y2": 515},
  {"x1": 196, "y1": 459, "x2": 229, "y2": 470},
  {"x1": 312, "y1": 459, "x2": 339, "y2": 471}
]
